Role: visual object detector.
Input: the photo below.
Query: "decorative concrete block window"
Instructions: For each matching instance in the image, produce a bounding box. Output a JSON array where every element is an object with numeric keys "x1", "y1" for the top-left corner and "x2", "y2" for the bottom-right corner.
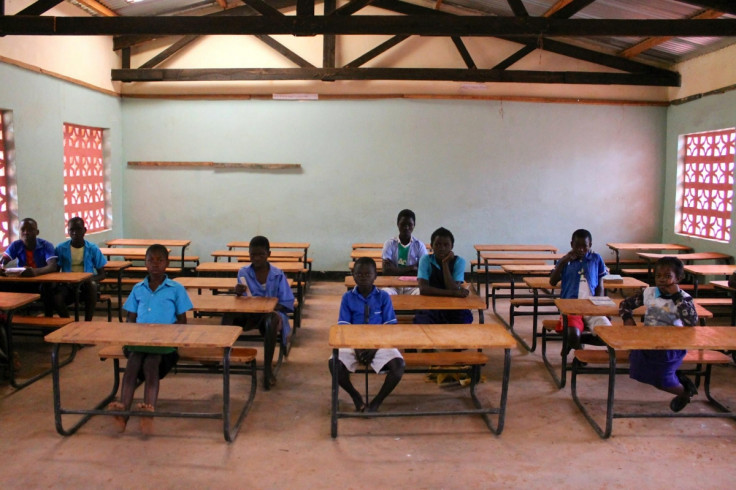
[
  {"x1": 0, "y1": 110, "x2": 17, "y2": 248},
  {"x1": 63, "y1": 123, "x2": 110, "y2": 233},
  {"x1": 677, "y1": 128, "x2": 735, "y2": 243}
]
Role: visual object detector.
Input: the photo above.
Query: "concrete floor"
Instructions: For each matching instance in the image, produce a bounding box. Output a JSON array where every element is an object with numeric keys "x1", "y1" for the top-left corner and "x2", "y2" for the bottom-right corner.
[{"x1": 1, "y1": 280, "x2": 735, "y2": 489}]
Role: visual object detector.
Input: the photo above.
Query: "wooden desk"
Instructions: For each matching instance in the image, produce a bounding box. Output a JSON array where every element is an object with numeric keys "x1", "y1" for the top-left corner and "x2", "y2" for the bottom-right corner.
[
  {"x1": 572, "y1": 325, "x2": 736, "y2": 438},
  {"x1": 0, "y1": 272, "x2": 92, "y2": 321},
  {"x1": 473, "y1": 245, "x2": 558, "y2": 302},
  {"x1": 211, "y1": 250, "x2": 304, "y2": 262},
  {"x1": 636, "y1": 252, "x2": 733, "y2": 279},
  {"x1": 606, "y1": 243, "x2": 692, "y2": 272},
  {"x1": 546, "y1": 298, "x2": 714, "y2": 389},
  {"x1": 390, "y1": 292, "x2": 486, "y2": 323},
  {"x1": 227, "y1": 242, "x2": 310, "y2": 270},
  {"x1": 0, "y1": 292, "x2": 42, "y2": 388},
  {"x1": 344, "y1": 276, "x2": 418, "y2": 289},
  {"x1": 350, "y1": 249, "x2": 383, "y2": 260},
  {"x1": 99, "y1": 247, "x2": 170, "y2": 259},
  {"x1": 189, "y1": 294, "x2": 280, "y2": 389},
  {"x1": 105, "y1": 239, "x2": 191, "y2": 272},
  {"x1": 491, "y1": 264, "x2": 556, "y2": 330},
  {"x1": 712, "y1": 280, "x2": 736, "y2": 324},
  {"x1": 512, "y1": 276, "x2": 649, "y2": 352},
  {"x1": 197, "y1": 261, "x2": 306, "y2": 275},
  {"x1": 44, "y1": 321, "x2": 252, "y2": 442},
  {"x1": 683, "y1": 264, "x2": 736, "y2": 296},
  {"x1": 328, "y1": 323, "x2": 516, "y2": 437},
  {"x1": 177, "y1": 277, "x2": 294, "y2": 292},
  {"x1": 102, "y1": 261, "x2": 132, "y2": 322}
]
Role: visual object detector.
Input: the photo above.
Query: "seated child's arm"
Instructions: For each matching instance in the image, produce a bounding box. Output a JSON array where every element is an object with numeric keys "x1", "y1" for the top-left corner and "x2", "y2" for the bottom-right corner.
[
  {"x1": 549, "y1": 251, "x2": 576, "y2": 286},
  {"x1": 24, "y1": 257, "x2": 58, "y2": 277},
  {"x1": 175, "y1": 312, "x2": 187, "y2": 324},
  {"x1": 619, "y1": 291, "x2": 644, "y2": 326},
  {"x1": 729, "y1": 272, "x2": 736, "y2": 289},
  {"x1": 126, "y1": 311, "x2": 137, "y2": 323},
  {"x1": 674, "y1": 293, "x2": 698, "y2": 327},
  {"x1": 418, "y1": 253, "x2": 469, "y2": 298}
]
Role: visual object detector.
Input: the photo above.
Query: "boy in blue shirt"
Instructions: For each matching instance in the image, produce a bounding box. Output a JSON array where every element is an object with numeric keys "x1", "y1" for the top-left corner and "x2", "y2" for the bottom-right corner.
[
  {"x1": 329, "y1": 257, "x2": 404, "y2": 412},
  {"x1": 381, "y1": 209, "x2": 428, "y2": 295},
  {"x1": 223, "y1": 235, "x2": 294, "y2": 388},
  {"x1": 0, "y1": 217, "x2": 59, "y2": 315},
  {"x1": 414, "y1": 227, "x2": 472, "y2": 324},
  {"x1": 549, "y1": 228, "x2": 611, "y2": 351},
  {"x1": 109, "y1": 244, "x2": 193, "y2": 435},
  {"x1": 53, "y1": 217, "x2": 107, "y2": 321}
]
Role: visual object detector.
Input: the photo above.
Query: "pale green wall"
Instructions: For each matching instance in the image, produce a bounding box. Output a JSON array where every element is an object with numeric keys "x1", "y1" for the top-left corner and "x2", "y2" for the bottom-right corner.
[
  {"x1": 122, "y1": 98, "x2": 667, "y2": 270},
  {"x1": 0, "y1": 63, "x2": 123, "y2": 245},
  {"x1": 662, "y1": 90, "x2": 736, "y2": 256}
]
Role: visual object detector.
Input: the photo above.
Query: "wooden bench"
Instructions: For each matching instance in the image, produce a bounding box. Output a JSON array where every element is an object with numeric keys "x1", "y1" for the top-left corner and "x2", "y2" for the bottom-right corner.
[
  {"x1": 693, "y1": 298, "x2": 733, "y2": 307},
  {"x1": 98, "y1": 345, "x2": 258, "y2": 365},
  {"x1": 570, "y1": 325, "x2": 736, "y2": 438},
  {"x1": 12, "y1": 315, "x2": 75, "y2": 330}
]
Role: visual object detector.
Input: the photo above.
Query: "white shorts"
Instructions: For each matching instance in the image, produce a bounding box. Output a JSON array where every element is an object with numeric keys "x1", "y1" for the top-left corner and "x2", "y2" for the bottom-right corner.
[
  {"x1": 584, "y1": 315, "x2": 611, "y2": 333},
  {"x1": 382, "y1": 287, "x2": 420, "y2": 296},
  {"x1": 337, "y1": 348, "x2": 403, "y2": 373}
]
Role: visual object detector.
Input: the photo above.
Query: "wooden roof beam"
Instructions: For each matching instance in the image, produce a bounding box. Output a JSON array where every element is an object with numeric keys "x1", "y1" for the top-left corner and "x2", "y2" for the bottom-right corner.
[
  {"x1": 619, "y1": 9, "x2": 724, "y2": 59},
  {"x1": 73, "y1": 0, "x2": 117, "y2": 17}
]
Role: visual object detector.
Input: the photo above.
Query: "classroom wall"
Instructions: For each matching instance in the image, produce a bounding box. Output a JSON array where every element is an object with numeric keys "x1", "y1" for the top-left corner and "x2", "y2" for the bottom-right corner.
[
  {"x1": 0, "y1": 62, "x2": 123, "y2": 245},
  {"x1": 661, "y1": 89, "x2": 736, "y2": 255},
  {"x1": 121, "y1": 98, "x2": 667, "y2": 270}
]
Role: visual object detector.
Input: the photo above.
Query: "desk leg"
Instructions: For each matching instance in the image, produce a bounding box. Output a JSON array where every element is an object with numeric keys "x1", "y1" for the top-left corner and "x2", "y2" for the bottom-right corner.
[
  {"x1": 474, "y1": 348, "x2": 511, "y2": 435},
  {"x1": 541, "y1": 314, "x2": 567, "y2": 389},
  {"x1": 331, "y1": 348, "x2": 339, "y2": 438},
  {"x1": 52, "y1": 345, "x2": 118, "y2": 436},
  {"x1": 117, "y1": 272, "x2": 123, "y2": 322},
  {"x1": 74, "y1": 282, "x2": 82, "y2": 322},
  {"x1": 570, "y1": 345, "x2": 616, "y2": 439}
]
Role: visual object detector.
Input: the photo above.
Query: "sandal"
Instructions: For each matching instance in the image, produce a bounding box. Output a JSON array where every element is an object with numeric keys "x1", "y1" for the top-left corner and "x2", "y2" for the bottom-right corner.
[
  {"x1": 108, "y1": 401, "x2": 127, "y2": 433},
  {"x1": 137, "y1": 403, "x2": 155, "y2": 435}
]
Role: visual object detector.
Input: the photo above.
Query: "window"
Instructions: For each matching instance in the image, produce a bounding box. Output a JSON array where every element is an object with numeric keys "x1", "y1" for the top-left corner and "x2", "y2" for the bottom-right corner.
[
  {"x1": 677, "y1": 128, "x2": 735, "y2": 242},
  {"x1": 0, "y1": 111, "x2": 16, "y2": 248},
  {"x1": 63, "y1": 123, "x2": 108, "y2": 233}
]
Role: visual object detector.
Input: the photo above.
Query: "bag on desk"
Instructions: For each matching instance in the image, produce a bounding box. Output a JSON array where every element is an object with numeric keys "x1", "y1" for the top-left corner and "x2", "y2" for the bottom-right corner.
[{"x1": 555, "y1": 315, "x2": 584, "y2": 333}]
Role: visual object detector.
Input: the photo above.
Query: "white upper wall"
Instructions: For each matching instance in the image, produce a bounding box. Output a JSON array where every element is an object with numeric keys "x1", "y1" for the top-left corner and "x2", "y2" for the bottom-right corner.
[
  {"x1": 0, "y1": 0, "x2": 120, "y2": 93},
  {"x1": 668, "y1": 43, "x2": 736, "y2": 101}
]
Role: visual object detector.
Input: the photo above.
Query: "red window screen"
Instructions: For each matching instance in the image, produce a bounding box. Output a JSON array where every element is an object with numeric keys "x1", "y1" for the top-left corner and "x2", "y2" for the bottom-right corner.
[
  {"x1": 679, "y1": 128, "x2": 735, "y2": 242},
  {"x1": 0, "y1": 118, "x2": 11, "y2": 248},
  {"x1": 63, "y1": 123, "x2": 107, "y2": 233}
]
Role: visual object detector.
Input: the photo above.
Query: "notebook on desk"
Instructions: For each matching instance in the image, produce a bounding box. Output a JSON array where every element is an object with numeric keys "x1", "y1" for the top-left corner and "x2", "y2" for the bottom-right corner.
[{"x1": 589, "y1": 296, "x2": 616, "y2": 306}]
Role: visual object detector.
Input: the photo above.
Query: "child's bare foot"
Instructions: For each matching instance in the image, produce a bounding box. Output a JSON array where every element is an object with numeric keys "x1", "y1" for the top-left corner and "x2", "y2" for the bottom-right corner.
[
  {"x1": 108, "y1": 401, "x2": 127, "y2": 433},
  {"x1": 137, "y1": 403, "x2": 154, "y2": 435}
]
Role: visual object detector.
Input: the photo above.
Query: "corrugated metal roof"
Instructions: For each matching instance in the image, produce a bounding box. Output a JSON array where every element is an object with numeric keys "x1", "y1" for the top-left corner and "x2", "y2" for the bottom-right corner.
[{"x1": 93, "y1": 0, "x2": 736, "y2": 64}]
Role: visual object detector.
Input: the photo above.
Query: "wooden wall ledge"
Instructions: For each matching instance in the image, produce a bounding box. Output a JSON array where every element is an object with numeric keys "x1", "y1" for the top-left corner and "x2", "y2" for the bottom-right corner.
[{"x1": 127, "y1": 161, "x2": 301, "y2": 170}]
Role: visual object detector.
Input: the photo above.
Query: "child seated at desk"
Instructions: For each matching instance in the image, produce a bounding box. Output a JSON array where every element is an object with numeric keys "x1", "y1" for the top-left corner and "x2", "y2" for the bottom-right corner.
[
  {"x1": 413, "y1": 227, "x2": 472, "y2": 324},
  {"x1": 0, "y1": 217, "x2": 59, "y2": 315},
  {"x1": 329, "y1": 257, "x2": 404, "y2": 412},
  {"x1": 549, "y1": 228, "x2": 611, "y2": 351},
  {"x1": 222, "y1": 235, "x2": 294, "y2": 387},
  {"x1": 53, "y1": 217, "x2": 107, "y2": 321},
  {"x1": 110, "y1": 244, "x2": 193, "y2": 435},
  {"x1": 619, "y1": 257, "x2": 699, "y2": 413},
  {"x1": 381, "y1": 208, "x2": 428, "y2": 295}
]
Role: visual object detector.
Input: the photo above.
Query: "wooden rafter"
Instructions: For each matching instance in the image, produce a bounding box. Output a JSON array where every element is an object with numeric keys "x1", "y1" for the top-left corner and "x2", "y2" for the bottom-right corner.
[
  {"x1": 3, "y1": 16, "x2": 736, "y2": 37},
  {"x1": 619, "y1": 9, "x2": 724, "y2": 59},
  {"x1": 16, "y1": 0, "x2": 64, "y2": 16},
  {"x1": 544, "y1": 0, "x2": 575, "y2": 17},
  {"x1": 111, "y1": 67, "x2": 680, "y2": 86},
  {"x1": 215, "y1": 0, "x2": 228, "y2": 8},
  {"x1": 73, "y1": 0, "x2": 117, "y2": 17}
]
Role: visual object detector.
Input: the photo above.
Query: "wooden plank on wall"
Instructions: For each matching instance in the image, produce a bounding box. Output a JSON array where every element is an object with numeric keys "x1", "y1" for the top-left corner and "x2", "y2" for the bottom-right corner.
[{"x1": 128, "y1": 161, "x2": 301, "y2": 170}]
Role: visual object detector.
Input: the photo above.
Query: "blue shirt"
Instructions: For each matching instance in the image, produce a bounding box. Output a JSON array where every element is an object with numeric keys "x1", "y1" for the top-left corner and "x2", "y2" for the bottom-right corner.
[
  {"x1": 559, "y1": 252, "x2": 608, "y2": 299},
  {"x1": 4, "y1": 238, "x2": 57, "y2": 267},
  {"x1": 123, "y1": 276, "x2": 193, "y2": 354},
  {"x1": 55, "y1": 239, "x2": 107, "y2": 273},
  {"x1": 237, "y1": 264, "x2": 294, "y2": 313},
  {"x1": 338, "y1": 286, "x2": 397, "y2": 325},
  {"x1": 382, "y1": 236, "x2": 428, "y2": 267},
  {"x1": 417, "y1": 254, "x2": 466, "y2": 284}
]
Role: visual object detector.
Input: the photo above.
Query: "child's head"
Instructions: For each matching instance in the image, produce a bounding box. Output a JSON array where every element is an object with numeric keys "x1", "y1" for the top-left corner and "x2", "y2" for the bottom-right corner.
[
  {"x1": 19, "y1": 218, "x2": 39, "y2": 247},
  {"x1": 570, "y1": 229, "x2": 592, "y2": 257},
  {"x1": 67, "y1": 217, "x2": 86, "y2": 247},
  {"x1": 145, "y1": 244, "x2": 169, "y2": 276},
  {"x1": 353, "y1": 257, "x2": 377, "y2": 289},
  {"x1": 248, "y1": 235, "x2": 271, "y2": 267},
  {"x1": 396, "y1": 209, "x2": 416, "y2": 240},
  {"x1": 654, "y1": 257, "x2": 684, "y2": 289},
  {"x1": 430, "y1": 227, "x2": 454, "y2": 260}
]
